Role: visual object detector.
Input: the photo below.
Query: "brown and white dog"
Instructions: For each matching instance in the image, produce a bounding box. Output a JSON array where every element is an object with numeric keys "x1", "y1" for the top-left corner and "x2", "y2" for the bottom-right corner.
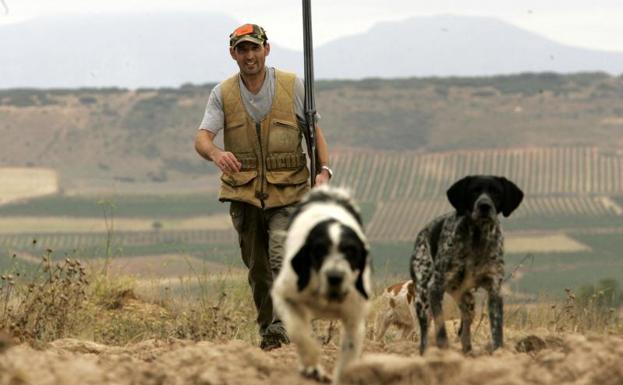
[{"x1": 375, "y1": 280, "x2": 417, "y2": 341}]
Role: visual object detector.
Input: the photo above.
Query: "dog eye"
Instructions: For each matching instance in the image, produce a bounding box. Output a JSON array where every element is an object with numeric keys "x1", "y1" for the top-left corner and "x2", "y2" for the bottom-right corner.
[
  {"x1": 311, "y1": 244, "x2": 327, "y2": 258},
  {"x1": 342, "y1": 246, "x2": 358, "y2": 259}
]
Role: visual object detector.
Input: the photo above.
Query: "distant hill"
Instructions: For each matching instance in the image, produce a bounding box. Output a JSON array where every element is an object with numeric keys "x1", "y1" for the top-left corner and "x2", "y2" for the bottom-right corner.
[
  {"x1": 2, "y1": 13, "x2": 623, "y2": 88},
  {"x1": 314, "y1": 15, "x2": 623, "y2": 79},
  {"x1": 0, "y1": 12, "x2": 251, "y2": 89},
  {"x1": 1, "y1": 72, "x2": 622, "y2": 189}
]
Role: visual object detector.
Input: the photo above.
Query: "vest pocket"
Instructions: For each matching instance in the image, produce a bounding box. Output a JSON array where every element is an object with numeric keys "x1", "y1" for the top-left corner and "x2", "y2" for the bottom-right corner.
[
  {"x1": 266, "y1": 166, "x2": 309, "y2": 186},
  {"x1": 221, "y1": 170, "x2": 257, "y2": 187},
  {"x1": 224, "y1": 119, "x2": 251, "y2": 153},
  {"x1": 268, "y1": 118, "x2": 300, "y2": 153}
]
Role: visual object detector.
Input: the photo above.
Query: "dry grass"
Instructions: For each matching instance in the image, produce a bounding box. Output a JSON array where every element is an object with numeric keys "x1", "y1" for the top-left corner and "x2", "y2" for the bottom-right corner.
[
  {"x1": 1, "y1": 253, "x2": 621, "y2": 349},
  {"x1": 505, "y1": 288, "x2": 622, "y2": 335},
  {"x1": 0, "y1": 251, "x2": 88, "y2": 346},
  {"x1": 1, "y1": 252, "x2": 256, "y2": 347}
]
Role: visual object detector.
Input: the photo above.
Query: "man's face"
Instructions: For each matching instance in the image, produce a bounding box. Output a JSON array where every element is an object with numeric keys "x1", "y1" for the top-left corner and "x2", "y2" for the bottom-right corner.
[{"x1": 229, "y1": 41, "x2": 270, "y2": 76}]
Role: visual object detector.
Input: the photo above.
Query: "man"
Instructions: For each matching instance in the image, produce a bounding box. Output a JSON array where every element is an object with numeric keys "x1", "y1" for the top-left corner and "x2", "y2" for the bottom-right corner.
[{"x1": 195, "y1": 23, "x2": 332, "y2": 350}]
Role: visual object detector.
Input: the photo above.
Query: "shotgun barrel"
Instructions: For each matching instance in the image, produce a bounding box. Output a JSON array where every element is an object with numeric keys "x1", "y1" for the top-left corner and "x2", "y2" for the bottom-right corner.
[{"x1": 302, "y1": 0, "x2": 317, "y2": 186}]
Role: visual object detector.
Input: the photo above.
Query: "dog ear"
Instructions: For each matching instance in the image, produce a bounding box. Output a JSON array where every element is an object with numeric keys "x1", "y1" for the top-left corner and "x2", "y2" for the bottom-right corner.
[
  {"x1": 446, "y1": 176, "x2": 472, "y2": 214},
  {"x1": 355, "y1": 271, "x2": 369, "y2": 300},
  {"x1": 290, "y1": 245, "x2": 311, "y2": 292},
  {"x1": 497, "y1": 177, "x2": 524, "y2": 217},
  {"x1": 354, "y1": 248, "x2": 370, "y2": 300}
]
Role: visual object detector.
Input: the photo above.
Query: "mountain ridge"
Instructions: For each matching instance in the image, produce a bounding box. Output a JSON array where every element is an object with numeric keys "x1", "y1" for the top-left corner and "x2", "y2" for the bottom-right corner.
[{"x1": 2, "y1": 13, "x2": 623, "y2": 88}]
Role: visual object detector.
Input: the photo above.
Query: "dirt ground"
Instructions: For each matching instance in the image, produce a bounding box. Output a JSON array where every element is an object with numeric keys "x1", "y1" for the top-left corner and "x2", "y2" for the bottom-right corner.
[{"x1": 1, "y1": 331, "x2": 622, "y2": 385}]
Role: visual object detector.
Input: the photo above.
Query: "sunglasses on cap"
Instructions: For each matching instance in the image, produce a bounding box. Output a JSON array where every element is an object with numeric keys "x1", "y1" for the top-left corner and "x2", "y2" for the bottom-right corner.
[{"x1": 229, "y1": 24, "x2": 268, "y2": 48}]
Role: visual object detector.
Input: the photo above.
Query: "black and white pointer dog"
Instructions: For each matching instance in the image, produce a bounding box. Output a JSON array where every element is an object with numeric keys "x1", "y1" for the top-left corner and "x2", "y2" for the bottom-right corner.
[
  {"x1": 272, "y1": 185, "x2": 371, "y2": 384},
  {"x1": 410, "y1": 175, "x2": 523, "y2": 354}
]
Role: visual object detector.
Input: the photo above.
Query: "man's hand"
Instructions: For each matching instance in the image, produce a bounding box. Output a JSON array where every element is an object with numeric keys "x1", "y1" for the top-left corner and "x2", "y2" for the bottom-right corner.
[
  {"x1": 315, "y1": 169, "x2": 330, "y2": 186},
  {"x1": 213, "y1": 151, "x2": 241, "y2": 174}
]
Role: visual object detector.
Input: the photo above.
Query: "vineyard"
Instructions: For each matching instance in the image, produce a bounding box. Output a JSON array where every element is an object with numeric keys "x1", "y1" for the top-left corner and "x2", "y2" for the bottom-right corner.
[
  {"x1": 331, "y1": 146, "x2": 623, "y2": 201},
  {"x1": 366, "y1": 195, "x2": 622, "y2": 241},
  {"x1": 0, "y1": 146, "x2": 622, "y2": 246},
  {"x1": 327, "y1": 145, "x2": 623, "y2": 241},
  {"x1": 1, "y1": 145, "x2": 622, "y2": 295}
]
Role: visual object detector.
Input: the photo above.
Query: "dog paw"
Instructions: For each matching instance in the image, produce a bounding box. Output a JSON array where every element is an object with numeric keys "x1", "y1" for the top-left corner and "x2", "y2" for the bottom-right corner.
[
  {"x1": 300, "y1": 366, "x2": 331, "y2": 383},
  {"x1": 462, "y1": 347, "x2": 476, "y2": 357}
]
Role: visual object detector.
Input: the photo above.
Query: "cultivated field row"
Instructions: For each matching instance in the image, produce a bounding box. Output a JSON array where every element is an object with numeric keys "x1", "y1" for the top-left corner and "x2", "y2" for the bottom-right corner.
[
  {"x1": 0, "y1": 229, "x2": 236, "y2": 250},
  {"x1": 0, "y1": 196, "x2": 619, "y2": 250},
  {"x1": 517, "y1": 196, "x2": 623, "y2": 217},
  {"x1": 332, "y1": 146, "x2": 623, "y2": 201},
  {"x1": 366, "y1": 196, "x2": 622, "y2": 241}
]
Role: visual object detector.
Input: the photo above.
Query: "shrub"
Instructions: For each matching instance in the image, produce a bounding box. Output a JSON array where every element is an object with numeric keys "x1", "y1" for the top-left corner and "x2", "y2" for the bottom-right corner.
[
  {"x1": 0, "y1": 251, "x2": 88, "y2": 345},
  {"x1": 79, "y1": 96, "x2": 98, "y2": 105}
]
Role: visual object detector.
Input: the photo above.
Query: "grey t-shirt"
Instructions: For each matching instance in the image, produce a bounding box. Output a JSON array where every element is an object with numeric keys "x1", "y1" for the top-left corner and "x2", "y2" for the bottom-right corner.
[{"x1": 198, "y1": 67, "x2": 316, "y2": 134}]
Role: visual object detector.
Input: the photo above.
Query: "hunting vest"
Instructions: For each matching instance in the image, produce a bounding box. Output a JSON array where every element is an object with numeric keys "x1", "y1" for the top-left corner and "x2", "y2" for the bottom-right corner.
[{"x1": 219, "y1": 69, "x2": 310, "y2": 209}]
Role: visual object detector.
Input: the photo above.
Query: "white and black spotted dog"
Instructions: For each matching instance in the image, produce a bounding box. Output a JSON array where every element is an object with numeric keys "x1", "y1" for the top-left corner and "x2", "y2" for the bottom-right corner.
[
  {"x1": 410, "y1": 175, "x2": 523, "y2": 354},
  {"x1": 271, "y1": 185, "x2": 371, "y2": 384}
]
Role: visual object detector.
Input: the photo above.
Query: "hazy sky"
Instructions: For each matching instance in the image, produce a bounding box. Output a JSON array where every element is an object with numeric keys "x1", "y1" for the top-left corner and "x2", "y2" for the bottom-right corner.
[{"x1": 2, "y1": 0, "x2": 623, "y2": 52}]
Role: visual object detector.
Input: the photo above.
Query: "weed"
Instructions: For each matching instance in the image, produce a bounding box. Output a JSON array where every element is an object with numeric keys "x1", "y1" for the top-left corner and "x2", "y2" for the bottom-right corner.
[{"x1": 0, "y1": 250, "x2": 88, "y2": 345}]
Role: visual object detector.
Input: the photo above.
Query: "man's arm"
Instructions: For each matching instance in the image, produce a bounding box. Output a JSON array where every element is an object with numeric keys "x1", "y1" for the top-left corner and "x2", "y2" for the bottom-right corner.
[
  {"x1": 315, "y1": 125, "x2": 330, "y2": 185},
  {"x1": 195, "y1": 129, "x2": 241, "y2": 174}
]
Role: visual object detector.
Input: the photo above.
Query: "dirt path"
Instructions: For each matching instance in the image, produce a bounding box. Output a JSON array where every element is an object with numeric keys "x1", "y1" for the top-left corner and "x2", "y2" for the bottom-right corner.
[{"x1": 1, "y1": 333, "x2": 622, "y2": 385}]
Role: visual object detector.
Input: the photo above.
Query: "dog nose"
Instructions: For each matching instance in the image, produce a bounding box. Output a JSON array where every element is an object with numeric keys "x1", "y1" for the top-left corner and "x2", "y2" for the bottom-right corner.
[
  {"x1": 478, "y1": 202, "x2": 492, "y2": 215},
  {"x1": 326, "y1": 270, "x2": 344, "y2": 287}
]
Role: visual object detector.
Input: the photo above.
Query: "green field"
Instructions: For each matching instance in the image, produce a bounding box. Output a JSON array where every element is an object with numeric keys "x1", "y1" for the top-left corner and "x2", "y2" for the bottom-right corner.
[{"x1": 0, "y1": 193, "x2": 227, "y2": 218}]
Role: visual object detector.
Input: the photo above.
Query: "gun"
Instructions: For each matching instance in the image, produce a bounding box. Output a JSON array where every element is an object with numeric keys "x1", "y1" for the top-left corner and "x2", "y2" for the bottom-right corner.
[{"x1": 302, "y1": 0, "x2": 318, "y2": 187}]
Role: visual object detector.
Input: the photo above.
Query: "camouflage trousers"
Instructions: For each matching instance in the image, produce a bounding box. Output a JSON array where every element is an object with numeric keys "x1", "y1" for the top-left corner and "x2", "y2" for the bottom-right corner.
[{"x1": 229, "y1": 201, "x2": 294, "y2": 337}]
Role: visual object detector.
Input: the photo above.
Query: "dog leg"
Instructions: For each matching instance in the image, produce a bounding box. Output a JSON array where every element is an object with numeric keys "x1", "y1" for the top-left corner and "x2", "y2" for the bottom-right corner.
[
  {"x1": 414, "y1": 298, "x2": 429, "y2": 354},
  {"x1": 411, "y1": 241, "x2": 433, "y2": 354},
  {"x1": 405, "y1": 294, "x2": 419, "y2": 341},
  {"x1": 374, "y1": 310, "x2": 392, "y2": 342},
  {"x1": 429, "y1": 281, "x2": 449, "y2": 349},
  {"x1": 276, "y1": 298, "x2": 330, "y2": 383},
  {"x1": 333, "y1": 315, "x2": 365, "y2": 385},
  {"x1": 488, "y1": 288, "x2": 504, "y2": 350},
  {"x1": 413, "y1": 280, "x2": 433, "y2": 353},
  {"x1": 457, "y1": 291, "x2": 475, "y2": 353}
]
